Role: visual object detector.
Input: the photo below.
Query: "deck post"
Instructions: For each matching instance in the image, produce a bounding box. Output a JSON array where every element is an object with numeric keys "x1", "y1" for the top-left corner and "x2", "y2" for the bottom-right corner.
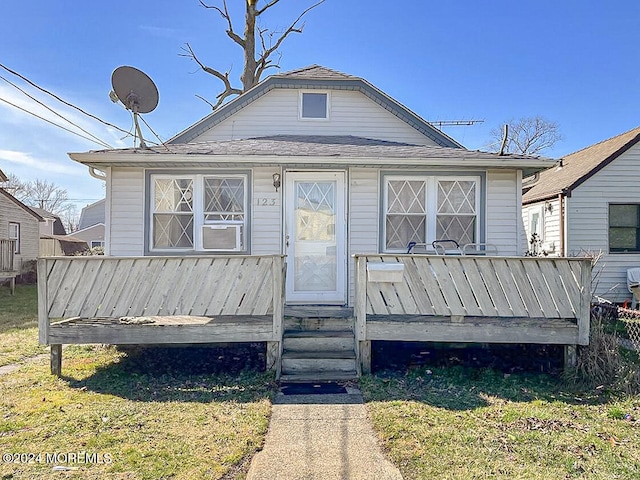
[
  {"x1": 578, "y1": 259, "x2": 592, "y2": 346},
  {"x1": 51, "y1": 344, "x2": 62, "y2": 376},
  {"x1": 564, "y1": 345, "x2": 577, "y2": 369},
  {"x1": 270, "y1": 256, "x2": 285, "y2": 378},
  {"x1": 37, "y1": 258, "x2": 49, "y2": 345},
  {"x1": 354, "y1": 256, "x2": 369, "y2": 374}
]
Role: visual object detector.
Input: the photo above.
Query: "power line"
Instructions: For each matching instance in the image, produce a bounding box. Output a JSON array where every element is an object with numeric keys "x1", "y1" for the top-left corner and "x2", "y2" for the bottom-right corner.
[
  {"x1": 0, "y1": 75, "x2": 112, "y2": 149},
  {"x1": 0, "y1": 96, "x2": 115, "y2": 147},
  {"x1": 0, "y1": 62, "x2": 133, "y2": 138}
]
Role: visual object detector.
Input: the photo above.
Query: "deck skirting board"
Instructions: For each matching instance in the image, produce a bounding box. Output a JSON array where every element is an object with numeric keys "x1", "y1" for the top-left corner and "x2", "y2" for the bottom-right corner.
[
  {"x1": 366, "y1": 316, "x2": 579, "y2": 344},
  {"x1": 48, "y1": 316, "x2": 274, "y2": 345}
]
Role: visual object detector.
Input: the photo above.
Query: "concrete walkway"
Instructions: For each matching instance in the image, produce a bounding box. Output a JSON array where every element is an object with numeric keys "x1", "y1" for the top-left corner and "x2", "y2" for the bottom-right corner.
[{"x1": 246, "y1": 387, "x2": 403, "y2": 480}]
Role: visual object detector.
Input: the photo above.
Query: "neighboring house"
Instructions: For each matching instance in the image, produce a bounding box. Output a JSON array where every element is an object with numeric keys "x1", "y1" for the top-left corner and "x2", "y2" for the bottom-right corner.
[
  {"x1": 0, "y1": 170, "x2": 42, "y2": 282},
  {"x1": 40, "y1": 65, "x2": 591, "y2": 377},
  {"x1": 71, "y1": 199, "x2": 105, "y2": 248},
  {"x1": 32, "y1": 207, "x2": 67, "y2": 236},
  {"x1": 523, "y1": 126, "x2": 640, "y2": 302},
  {"x1": 32, "y1": 207, "x2": 89, "y2": 256}
]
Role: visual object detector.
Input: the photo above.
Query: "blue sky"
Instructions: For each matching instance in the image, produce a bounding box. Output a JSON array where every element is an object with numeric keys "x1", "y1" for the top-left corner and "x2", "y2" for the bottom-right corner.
[{"x1": 1, "y1": 1, "x2": 639, "y2": 212}]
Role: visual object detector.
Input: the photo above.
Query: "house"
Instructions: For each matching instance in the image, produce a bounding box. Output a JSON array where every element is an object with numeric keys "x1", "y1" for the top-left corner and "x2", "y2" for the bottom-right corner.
[
  {"x1": 523, "y1": 126, "x2": 640, "y2": 302},
  {"x1": 39, "y1": 65, "x2": 591, "y2": 377},
  {"x1": 69, "y1": 199, "x2": 105, "y2": 249},
  {"x1": 0, "y1": 169, "x2": 43, "y2": 290},
  {"x1": 32, "y1": 207, "x2": 66, "y2": 236}
]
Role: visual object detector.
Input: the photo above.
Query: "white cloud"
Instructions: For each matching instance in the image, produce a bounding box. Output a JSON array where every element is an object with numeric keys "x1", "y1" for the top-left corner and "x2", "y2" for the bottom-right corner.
[{"x1": 0, "y1": 149, "x2": 85, "y2": 176}]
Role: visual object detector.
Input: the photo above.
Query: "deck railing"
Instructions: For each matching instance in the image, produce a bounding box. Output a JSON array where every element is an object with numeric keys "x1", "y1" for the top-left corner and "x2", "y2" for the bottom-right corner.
[
  {"x1": 0, "y1": 239, "x2": 16, "y2": 273},
  {"x1": 354, "y1": 255, "x2": 592, "y2": 356},
  {"x1": 38, "y1": 255, "x2": 285, "y2": 345}
]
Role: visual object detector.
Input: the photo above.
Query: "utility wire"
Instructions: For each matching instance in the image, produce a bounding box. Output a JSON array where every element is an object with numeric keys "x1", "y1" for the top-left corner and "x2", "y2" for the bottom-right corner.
[
  {"x1": 0, "y1": 62, "x2": 133, "y2": 137},
  {"x1": 138, "y1": 115, "x2": 172, "y2": 152},
  {"x1": 0, "y1": 75, "x2": 112, "y2": 149},
  {"x1": 0, "y1": 96, "x2": 116, "y2": 148}
]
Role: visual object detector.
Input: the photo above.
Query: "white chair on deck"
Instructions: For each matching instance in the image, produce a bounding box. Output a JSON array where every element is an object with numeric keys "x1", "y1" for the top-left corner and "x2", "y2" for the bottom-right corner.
[
  {"x1": 462, "y1": 243, "x2": 498, "y2": 256},
  {"x1": 627, "y1": 268, "x2": 640, "y2": 309}
]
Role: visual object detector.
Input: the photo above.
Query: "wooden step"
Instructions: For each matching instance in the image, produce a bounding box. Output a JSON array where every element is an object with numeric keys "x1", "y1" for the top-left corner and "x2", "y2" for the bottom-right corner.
[
  {"x1": 283, "y1": 329, "x2": 353, "y2": 338},
  {"x1": 279, "y1": 371, "x2": 359, "y2": 383},
  {"x1": 284, "y1": 317, "x2": 354, "y2": 332},
  {"x1": 281, "y1": 357, "x2": 357, "y2": 374},
  {"x1": 282, "y1": 350, "x2": 356, "y2": 360},
  {"x1": 283, "y1": 335, "x2": 354, "y2": 353}
]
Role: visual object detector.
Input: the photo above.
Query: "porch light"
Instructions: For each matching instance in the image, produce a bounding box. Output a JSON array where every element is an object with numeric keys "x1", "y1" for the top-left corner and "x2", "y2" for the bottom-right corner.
[{"x1": 272, "y1": 173, "x2": 281, "y2": 192}]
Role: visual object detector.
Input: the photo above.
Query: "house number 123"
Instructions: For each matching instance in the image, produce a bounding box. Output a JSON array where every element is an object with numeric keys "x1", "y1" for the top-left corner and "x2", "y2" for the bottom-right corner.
[{"x1": 256, "y1": 197, "x2": 278, "y2": 206}]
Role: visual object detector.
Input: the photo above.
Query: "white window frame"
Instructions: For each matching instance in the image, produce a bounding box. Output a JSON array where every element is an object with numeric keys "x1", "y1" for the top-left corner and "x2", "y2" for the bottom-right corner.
[
  {"x1": 8, "y1": 222, "x2": 19, "y2": 254},
  {"x1": 299, "y1": 91, "x2": 330, "y2": 120},
  {"x1": 149, "y1": 173, "x2": 249, "y2": 253},
  {"x1": 382, "y1": 175, "x2": 481, "y2": 253}
]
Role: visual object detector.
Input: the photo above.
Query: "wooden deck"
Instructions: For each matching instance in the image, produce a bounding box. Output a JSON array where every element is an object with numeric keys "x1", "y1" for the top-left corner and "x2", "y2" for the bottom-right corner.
[
  {"x1": 38, "y1": 255, "x2": 285, "y2": 375},
  {"x1": 354, "y1": 255, "x2": 592, "y2": 373},
  {"x1": 0, "y1": 239, "x2": 17, "y2": 295}
]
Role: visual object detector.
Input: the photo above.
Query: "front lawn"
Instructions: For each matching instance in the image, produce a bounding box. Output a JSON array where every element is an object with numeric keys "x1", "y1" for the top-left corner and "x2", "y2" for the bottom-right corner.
[
  {"x1": 0, "y1": 285, "x2": 276, "y2": 479},
  {"x1": 361, "y1": 367, "x2": 640, "y2": 479}
]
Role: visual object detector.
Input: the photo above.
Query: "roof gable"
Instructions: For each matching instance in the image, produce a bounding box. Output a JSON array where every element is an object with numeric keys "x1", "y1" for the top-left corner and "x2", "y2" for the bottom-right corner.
[
  {"x1": 169, "y1": 65, "x2": 462, "y2": 148},
  {"x1": 0, "y1": 189, "x2": 43, "y2": 221},
  {"x1": 523, "y1": 126, "x2": 640, "y2": 204}
]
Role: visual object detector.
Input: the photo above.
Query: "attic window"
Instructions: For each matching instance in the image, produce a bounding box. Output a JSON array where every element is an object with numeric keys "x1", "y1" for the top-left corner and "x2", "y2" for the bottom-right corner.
[{"x1": 301, "y1": 92, "x2": 328, "y2": 119}]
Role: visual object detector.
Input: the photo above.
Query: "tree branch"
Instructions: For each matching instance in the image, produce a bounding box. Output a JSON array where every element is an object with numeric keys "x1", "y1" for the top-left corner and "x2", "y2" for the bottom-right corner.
[
  {"x1": 199, "y1": 0, "x2": 244, "y2": 47},
  {"x1": 180, "y1": 43, "x2": 243, "y2": 109},
  {"x1": 256, "y1": 0, "x2": 281, "y2": 16},
  {"x1": 255, "y1": 0, "x2": 325, "y2": 78}
]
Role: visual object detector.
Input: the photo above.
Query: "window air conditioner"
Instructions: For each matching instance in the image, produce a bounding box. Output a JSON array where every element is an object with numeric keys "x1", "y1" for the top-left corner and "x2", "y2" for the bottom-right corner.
[{"x1": 202, "y1": 225, "x2": 242, "y2": 251}]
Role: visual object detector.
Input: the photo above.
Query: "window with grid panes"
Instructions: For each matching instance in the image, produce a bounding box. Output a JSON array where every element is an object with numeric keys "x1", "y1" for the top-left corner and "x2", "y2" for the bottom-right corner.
[
  {"x1": 383, "y1": 176, "x2": 479, "y2": 252},
  {"x1": 150, "y1": 174, "x2": 248, "y2": 252}
]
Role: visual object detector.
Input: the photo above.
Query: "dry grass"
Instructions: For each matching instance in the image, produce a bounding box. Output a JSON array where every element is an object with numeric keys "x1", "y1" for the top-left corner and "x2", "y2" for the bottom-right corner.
[
  {"x1": 0, "y1": 285, "x2": 276, "y2": 479},
  {"x1": 362, "y1": 367, "x2": 640, "y2": 480},
  {"x1": 568, "y1": 310, "x2": 640, "y2": 394}
]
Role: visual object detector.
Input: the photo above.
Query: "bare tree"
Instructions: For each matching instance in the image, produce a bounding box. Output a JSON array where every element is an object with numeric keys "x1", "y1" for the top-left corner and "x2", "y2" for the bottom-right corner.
[
  {"x1": 1, "y1": 174, "x2": 70, "y2": 215},
  {"x1": 490, "y1": 116, "x2": 562, "y2": 155},
  {"x1": 0, "y1": 172, "x2": 29, "y2": 199},
  {"x1": 181, "y1": 0, "x2": 326, "y2": 109}
]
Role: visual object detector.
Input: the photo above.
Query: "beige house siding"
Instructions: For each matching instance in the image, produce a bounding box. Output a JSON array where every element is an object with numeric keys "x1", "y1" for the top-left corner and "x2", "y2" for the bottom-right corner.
[
  {"x1": 191, "y1": 89, "x2": 438, "y2": 146},
  {"x1": 566, "y1": 142, "x2": 640, "y2": 301},
  {"x1": 0, "y1": 192, "x2": 40, "y2": 273}
]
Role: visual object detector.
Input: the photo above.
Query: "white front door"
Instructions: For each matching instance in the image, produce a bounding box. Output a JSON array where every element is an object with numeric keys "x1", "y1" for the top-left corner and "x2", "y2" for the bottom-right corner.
[{"x1": 285, "y1": 171, "x2": 346, "y2": 304}]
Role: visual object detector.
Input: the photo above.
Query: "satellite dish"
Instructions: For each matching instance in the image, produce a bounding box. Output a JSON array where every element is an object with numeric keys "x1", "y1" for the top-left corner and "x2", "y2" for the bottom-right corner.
[{"x1": 110, "y1": 66, "x2": 159, "y2": 148}]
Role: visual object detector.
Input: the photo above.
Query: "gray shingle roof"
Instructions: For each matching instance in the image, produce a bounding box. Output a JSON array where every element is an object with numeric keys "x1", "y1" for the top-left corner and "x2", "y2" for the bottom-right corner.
[
  {"x1": 276, "y1": 65, "x2": 357, "y2": 80},
  {"x1": 79, "y1": 134, "x2": 550, "y2": 164},
  {"x1": 523, "y1": 126, "x2": 640, "y2": 204}
]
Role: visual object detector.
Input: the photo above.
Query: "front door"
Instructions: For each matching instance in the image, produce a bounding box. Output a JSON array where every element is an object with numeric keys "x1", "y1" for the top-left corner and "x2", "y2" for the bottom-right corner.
[{"x1": 285, "y1": 171, "x2": 346, "y2": 304}]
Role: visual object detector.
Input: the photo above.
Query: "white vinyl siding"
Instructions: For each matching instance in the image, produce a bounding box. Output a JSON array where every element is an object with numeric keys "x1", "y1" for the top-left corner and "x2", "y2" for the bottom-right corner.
[
  {"x1": 191, "y1": 89, "x2": 438, "y2": 146},
  {"x1": 486, "y1": 170, "x2": 521, "y2": 256},
  {"x1": 522, "y1": 198, "x2": 561, "y2": 256},
  {"x1": 348, "y1": 168, "x2": 379, "y2": 304},
  {"x1": 109, "y1": 168, "x2": 145, "y2": 256},
  {"x1": 251, "y1": 167, "x2": 282, "y2": 255},
  {"x1": 566, "y1": 142, "x2": 640, "y2": 300}
]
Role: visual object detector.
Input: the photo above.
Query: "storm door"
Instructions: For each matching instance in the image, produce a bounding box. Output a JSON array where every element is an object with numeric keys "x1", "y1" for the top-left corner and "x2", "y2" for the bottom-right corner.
[{"x1": 285, "y1": 172, "x2": 346, "y2": 304}]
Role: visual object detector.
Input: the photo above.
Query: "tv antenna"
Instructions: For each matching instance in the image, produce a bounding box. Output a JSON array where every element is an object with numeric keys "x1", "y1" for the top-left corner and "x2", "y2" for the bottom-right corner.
[{"x1": 109, "y1": 66, "x2": 159, "y2": 148}]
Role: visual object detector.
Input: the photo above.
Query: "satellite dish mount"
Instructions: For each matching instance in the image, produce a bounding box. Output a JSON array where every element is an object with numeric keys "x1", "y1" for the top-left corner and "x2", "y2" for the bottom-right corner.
[{"x1": 110, "y1": 66, "x2": 159, "y2": 148}]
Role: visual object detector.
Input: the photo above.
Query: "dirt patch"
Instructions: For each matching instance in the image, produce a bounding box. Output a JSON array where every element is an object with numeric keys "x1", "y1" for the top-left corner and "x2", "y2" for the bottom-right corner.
[{"x1": 372, "y1": 341, "x2": 564, "y2": 374}]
